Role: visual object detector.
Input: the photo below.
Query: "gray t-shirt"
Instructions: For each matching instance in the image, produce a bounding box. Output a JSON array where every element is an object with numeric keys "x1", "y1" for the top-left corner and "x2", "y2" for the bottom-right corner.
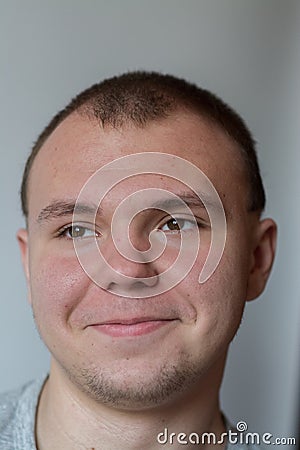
[
  {"x1": 0, "y1": 378, "x2": 262, "y2": 450},
  {"x1": 0, "y1": 377, "x2": 45, "y2": 450}
]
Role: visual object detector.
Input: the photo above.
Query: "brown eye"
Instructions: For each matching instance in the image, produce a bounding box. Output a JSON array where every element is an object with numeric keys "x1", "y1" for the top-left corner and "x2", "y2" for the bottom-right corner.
[
  {"x1": 160, "y1": 218, "x2": 193, "y2": 232},
  {"x1": 165, "y1": 219, "x2": 182, "y2": 231}
]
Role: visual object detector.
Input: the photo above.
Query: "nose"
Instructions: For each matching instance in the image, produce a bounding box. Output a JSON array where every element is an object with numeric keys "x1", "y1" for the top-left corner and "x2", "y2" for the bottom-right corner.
[{"x1": 96, "y1": 235, "x2": 159, "y2": 296}]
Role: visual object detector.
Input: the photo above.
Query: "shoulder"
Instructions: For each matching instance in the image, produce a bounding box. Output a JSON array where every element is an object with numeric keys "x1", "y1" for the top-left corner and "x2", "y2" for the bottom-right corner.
[
  {"x1": 0, "y1": 376, "x2": 47, "y2": 450},
  {"x1": 0, "y1": 383, "x2": 29, "y2": 431}
]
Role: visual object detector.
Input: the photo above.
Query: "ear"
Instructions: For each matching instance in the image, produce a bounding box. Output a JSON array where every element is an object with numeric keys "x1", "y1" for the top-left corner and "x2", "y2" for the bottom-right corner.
[
  {"x1": 246, "y1": 218, "x2": 277, "y2": 301},
  {"x1": 16, "y1": 228, "x2": 32, "y2": 304}
]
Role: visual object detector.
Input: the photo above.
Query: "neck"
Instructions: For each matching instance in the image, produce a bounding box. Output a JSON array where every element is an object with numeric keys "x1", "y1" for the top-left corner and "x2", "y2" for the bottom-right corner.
[{"x1": 36, "y1": 357, "x2": 227, "y2": 450}]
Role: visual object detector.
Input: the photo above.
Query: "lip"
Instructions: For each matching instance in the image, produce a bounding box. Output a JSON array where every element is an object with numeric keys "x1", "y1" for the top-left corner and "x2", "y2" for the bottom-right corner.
[{"x1": 89, "y1": 319, "x2": 177, "y2": 337}]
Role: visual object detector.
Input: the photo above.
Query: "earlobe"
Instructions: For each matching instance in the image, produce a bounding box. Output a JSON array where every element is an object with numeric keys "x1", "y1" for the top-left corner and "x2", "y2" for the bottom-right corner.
[
  {"x1": 246, "y1": 218, "x2": 277, "y2": 301},
  {"x1": 16, "y1": 228, "x2": 32, "y2": 304}
]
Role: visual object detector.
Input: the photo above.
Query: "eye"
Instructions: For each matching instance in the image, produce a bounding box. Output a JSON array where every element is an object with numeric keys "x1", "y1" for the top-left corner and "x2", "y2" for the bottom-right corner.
[
  {"x1": 159, "y1": 217, "x2": 197, "y2": 233},
  {"x1": 58, "y1": 224, "x2": 99, "y2": 239}
]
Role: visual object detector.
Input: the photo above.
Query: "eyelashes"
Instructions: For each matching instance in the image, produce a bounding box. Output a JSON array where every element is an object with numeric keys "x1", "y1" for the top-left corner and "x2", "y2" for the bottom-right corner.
[
  {"x1": 56, "y1": 215, "x2": 209, "y2": 241},
  {"x1": 56, "y1": 223, "x2": 100, "y2": 240},
  {"x1": 157, "y1": 216, "x2": 208, "y2": 233}
]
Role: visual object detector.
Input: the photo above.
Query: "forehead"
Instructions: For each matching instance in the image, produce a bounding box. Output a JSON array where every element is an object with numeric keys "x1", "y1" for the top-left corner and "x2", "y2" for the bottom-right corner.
[{"x1": 27, "y1": 110, "x2": 247, "y2": 221}]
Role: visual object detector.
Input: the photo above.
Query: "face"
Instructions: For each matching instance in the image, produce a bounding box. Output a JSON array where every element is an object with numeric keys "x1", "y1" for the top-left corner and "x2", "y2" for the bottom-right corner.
[{"x1": 18, "y1": 110, "x2": 276, "y2": 409}]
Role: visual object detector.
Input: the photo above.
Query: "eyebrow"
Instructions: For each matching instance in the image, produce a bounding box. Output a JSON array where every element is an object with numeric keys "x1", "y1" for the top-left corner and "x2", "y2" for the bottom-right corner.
[
  {"x1": 36, "y1": 200, "x2": 100, "y2": 223},
  {"x1": 36, "y1": 191, "x2": 221, "y2": 224},
  {"x1": 151, "y1": 192, "x2": 220, "y2": 212}
]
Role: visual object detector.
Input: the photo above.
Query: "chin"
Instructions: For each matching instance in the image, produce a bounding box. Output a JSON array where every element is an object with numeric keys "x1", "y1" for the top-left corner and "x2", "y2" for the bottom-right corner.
[{"x1": 64, "y1": 356, "x2": 204, "y2": 410}]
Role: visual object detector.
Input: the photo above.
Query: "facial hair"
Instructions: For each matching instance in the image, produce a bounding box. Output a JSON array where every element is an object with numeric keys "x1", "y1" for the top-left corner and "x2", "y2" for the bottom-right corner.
[{"x1": 63, "y1": 354, "x2": 202, "y2": 410}]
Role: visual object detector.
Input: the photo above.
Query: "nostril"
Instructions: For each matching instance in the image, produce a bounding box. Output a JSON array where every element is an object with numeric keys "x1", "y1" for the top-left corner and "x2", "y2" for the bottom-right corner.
[
  {"x1": 106, "y1": 273, "x2": 159, "y2": 295},
  {"x1": 133, "y1": 280, "x2": 153, "y2": 290},
  {"x1": 133, "y1": 275, "x2": 159, "y2": 288}
]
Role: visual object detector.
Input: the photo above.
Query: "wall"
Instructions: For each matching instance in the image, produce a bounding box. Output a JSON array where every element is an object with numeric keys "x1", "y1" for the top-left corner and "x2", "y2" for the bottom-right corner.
[{"x1": 0, "y1": 0, "x2": 299, "y2": 444}]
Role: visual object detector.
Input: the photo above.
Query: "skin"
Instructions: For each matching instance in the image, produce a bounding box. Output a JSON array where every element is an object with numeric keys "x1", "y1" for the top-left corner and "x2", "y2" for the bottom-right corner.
[{"x1": 17, "y1": 109, "x2": 277, "y2": 449}]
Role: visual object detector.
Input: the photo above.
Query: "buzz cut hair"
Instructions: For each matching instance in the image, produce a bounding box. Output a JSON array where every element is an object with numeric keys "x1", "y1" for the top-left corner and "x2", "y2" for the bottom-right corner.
[{"x1": 20, "y1": 71, "x2": 265, "y2": 217}]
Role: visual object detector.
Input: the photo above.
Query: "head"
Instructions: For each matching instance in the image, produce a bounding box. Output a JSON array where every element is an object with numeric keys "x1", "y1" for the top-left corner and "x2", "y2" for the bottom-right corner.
[{"x1": 17, "y1": 71, "x2": 276, "y2": 410}]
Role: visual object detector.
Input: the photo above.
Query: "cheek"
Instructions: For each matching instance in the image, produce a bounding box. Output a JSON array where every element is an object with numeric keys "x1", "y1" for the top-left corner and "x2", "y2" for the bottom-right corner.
[
  {"x1": 178, "y1": 243, "x2": 249, "y2": 351},
  {"x1": 29, "y1": 254, "x2": 89, "y2": 324}
]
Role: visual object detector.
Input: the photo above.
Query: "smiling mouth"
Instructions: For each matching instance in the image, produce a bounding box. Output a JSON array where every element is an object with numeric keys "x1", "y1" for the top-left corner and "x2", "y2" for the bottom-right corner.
[{"x1": 89, "y1": 319, "x2": 178, "y2": 338}]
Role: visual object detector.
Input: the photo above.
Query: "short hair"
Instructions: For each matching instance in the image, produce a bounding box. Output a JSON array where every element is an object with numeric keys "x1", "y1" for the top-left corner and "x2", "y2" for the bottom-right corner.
[{"x1": 20, "y1": 71, "x2": 265, "y2": 217}]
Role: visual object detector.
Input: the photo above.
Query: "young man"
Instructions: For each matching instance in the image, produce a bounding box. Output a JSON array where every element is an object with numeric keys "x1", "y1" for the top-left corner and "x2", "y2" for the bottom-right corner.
[{"x1": 0, "y1": 72, "x2": 276, "y2": 449}]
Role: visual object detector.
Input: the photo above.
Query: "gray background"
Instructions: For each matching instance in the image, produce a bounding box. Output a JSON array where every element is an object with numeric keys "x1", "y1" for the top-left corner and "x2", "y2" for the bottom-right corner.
[{"x1": 0, "y1": 0, "x2": 299, "y2": 446}]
